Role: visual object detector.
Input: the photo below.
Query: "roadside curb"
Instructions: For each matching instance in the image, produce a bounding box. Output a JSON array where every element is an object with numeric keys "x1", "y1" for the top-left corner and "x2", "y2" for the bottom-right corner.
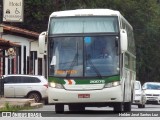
[{"x1": 30, "y1": 103, "x2": 43, "y2": 109}]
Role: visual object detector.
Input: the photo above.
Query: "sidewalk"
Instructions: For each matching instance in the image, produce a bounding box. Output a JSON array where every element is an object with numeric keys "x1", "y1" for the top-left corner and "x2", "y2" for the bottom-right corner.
[{"x1": 0, "y1": 98, "x2": 43, "y2": 110}]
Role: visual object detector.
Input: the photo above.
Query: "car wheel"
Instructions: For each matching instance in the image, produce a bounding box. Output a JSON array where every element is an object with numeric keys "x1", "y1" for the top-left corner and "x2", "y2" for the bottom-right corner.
[
  {"x1": 138, "y1": 104, "x2": 145, "y2": 108},
  {"x1": 138, "y1": 104, "x2": 142, "y2": 108},
  {"x1": 142, "y1": 104, "x2": 145, "y2": 108},
  {"x1": 28, "y1": 92, "x2": 41, "y2": 103}
]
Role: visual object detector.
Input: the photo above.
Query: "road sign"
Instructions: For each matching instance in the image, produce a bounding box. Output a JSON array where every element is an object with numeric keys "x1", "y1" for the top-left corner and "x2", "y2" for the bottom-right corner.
[{"x1": 3, "y1": 0, "x2": 24, "y2": 22}]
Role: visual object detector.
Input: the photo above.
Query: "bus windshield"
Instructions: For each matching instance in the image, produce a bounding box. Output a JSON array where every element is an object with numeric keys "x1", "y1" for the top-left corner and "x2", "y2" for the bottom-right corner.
[
  {"x1": 49, "y1": 17, "x2": 119, "y2": 34},
  {"x1": 49, "y1": 36, "x2": 119, "y2": 77}
]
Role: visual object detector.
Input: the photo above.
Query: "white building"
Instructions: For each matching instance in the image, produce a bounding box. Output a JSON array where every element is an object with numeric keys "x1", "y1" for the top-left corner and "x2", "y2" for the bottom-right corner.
[{"x1": 0, "y1": 24, "x2": 46, "y2": 77}]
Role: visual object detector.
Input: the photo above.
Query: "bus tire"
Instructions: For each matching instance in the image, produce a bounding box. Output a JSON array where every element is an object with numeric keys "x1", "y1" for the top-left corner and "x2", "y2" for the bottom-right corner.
[
  {"x1": 113, "y1": 102, "x2": 123, "y2": 112},
  {"x1": 124, "y1": 102, "x2": 131, "y2": 112},
  {"x1": 69, "y1": 104, "x2": 85, "y2": 112},
  {"x1": 55, "y1": 104, "x2": 64, "y2": 114}
]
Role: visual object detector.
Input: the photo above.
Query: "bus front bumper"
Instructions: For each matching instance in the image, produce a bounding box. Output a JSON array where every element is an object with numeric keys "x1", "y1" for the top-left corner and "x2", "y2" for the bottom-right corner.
[{"x1": 48, "y1": 85, "x2": 123, "y2": 104}]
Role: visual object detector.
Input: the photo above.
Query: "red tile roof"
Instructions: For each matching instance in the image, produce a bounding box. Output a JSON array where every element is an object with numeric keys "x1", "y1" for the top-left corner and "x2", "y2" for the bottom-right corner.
[
  {"x1": 0, "y1": 38, "x2": 20, "y2": 48},
  {"x1": 1, "y1": 24, "x2": 39, "y2": 38}
]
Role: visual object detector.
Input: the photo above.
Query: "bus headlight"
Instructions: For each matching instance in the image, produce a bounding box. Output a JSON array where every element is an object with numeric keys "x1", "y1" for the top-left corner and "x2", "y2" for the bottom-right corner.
[
  {"x1": 49, "y1": 82, "x2": 64, "y2": 89},
  {"x1": 104, "y1": 81, "x2": 120, "y2": 88}
]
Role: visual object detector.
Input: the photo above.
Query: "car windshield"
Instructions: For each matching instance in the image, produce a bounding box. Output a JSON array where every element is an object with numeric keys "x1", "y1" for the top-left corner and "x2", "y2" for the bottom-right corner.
[
  {"x1": 135, "y1": 82, "x2": 140, "y2": 90},
  {"x1": 146, "y1": 84, "x2": 160, "y2": 90}
]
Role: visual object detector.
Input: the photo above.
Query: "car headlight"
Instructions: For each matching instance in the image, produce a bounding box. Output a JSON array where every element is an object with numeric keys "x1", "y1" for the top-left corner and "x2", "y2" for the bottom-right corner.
[
  {"x1": 49, "y1": 82, "x2": 64, "y2": 89},
  {"x1": 104, "y1": 81, "x2": 120, "y2": 88}
]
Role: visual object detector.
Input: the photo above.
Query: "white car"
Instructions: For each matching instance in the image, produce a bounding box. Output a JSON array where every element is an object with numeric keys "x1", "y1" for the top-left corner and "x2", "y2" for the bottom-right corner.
[
  {"x1": 3, "y1": 74, "x2": 48, "y2": 103},
  {"x1": 142, "y1": 82, "x2": 160, "y2": 104},
  {"x1": 133, "y1": 81, "x2": 145, "y2": 108}
]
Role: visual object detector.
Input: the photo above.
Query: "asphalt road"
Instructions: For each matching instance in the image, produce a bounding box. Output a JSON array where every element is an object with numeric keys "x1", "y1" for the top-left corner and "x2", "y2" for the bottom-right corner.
[
  {"x1": 28, "y1": 104, "x2": 160, "y2": 112},
  {"x1": 1, "y1": 104, "x2": 160, "y2": 120}
]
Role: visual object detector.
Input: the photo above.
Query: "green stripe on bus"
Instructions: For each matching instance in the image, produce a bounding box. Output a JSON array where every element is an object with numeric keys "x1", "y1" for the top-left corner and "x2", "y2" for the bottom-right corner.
[{"x1": 48, "y1": 75, "x2": 120, "y2": 84}]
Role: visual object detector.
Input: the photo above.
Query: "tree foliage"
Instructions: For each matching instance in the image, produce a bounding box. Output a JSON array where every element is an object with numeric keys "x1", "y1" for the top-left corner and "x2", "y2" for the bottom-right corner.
[{"x1": 0, "y1": 0, "x2": 160, "y2": 83}]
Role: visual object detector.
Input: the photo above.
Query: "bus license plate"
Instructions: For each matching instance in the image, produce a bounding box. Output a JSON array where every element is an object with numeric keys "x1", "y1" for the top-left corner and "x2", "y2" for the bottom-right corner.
[{"x1": 78, "y1": 94, "x2": 90, "y2": 98}]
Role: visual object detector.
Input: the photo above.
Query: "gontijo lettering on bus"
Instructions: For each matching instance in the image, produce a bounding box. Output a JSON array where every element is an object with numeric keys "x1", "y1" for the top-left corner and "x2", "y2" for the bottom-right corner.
[{"x1": 90, "y1": 80, "x2": 105, "y2": 84}]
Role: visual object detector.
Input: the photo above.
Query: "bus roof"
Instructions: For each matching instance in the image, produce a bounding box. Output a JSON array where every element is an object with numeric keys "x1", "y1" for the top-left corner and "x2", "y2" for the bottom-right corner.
[
  {"x1": 50, "y1": 9, "x2": 133, "y2": 30},
  {"x1": 50, "y1": 9, "x2": 121, "y2": 17}
]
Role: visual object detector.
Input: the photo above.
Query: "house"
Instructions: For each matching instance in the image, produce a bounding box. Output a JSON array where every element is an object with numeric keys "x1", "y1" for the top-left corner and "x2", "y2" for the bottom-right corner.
[
  {"x1": 0, "y1": 37, "x2": 20, "y2": 76},
  {"x1": 0, "y1": 24, "x2": 46, "y2": 77}
]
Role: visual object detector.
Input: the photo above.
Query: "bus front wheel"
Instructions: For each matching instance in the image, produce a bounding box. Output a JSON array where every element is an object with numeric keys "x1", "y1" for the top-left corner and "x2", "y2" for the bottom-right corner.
[
  {"x1": 113, "y1": 102, "x2": 123, "y2": 112},
  {"x1": 55, "y1": 104, "x2": 64, "y2": 114},
  {"x1": 124, "y1": 102, "x2": 131, "y2": 112},
  {"x1": 69, "y1": 104, "x2": 85, "y2": 112}
]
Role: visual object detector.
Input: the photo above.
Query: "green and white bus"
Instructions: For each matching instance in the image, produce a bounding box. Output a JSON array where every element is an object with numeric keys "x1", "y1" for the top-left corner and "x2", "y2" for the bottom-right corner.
[{"x1": 39, "y1": 9, "x2": 136, "y2": 113}]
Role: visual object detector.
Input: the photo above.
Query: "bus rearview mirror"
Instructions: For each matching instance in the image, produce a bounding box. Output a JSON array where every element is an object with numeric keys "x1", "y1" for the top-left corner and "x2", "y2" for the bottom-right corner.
[
  {"x1": 120, "y1": 29, "x2": 128, "y2": 53},
  {"x1": 39, "y1": 32, "x2": 46, "y2": 54}
]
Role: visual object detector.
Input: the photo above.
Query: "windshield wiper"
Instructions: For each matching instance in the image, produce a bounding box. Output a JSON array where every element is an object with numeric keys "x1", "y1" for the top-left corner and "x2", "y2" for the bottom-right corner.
[
  {"x1": 86, "y1": 57, "x2": 102, "y2": 79},
  {"x1": 66, "y1": 53, "x2": 78, "y2": 78},
  {"x1": 66, "y1": 42, "x2": 79, "y2": 78}
]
